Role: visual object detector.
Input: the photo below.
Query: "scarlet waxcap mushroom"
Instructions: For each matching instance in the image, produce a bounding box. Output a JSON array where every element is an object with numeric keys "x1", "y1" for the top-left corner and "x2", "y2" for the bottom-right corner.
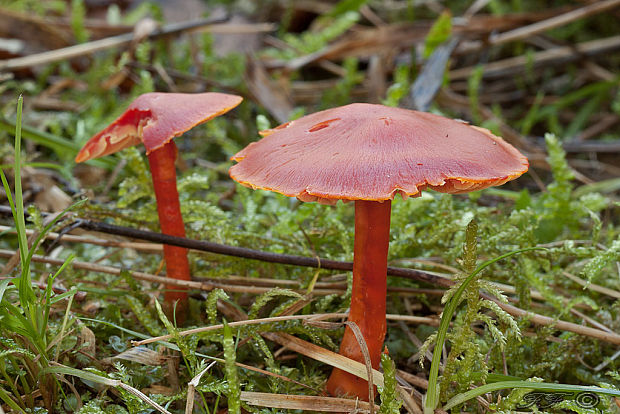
[
  {"x1": 76, "y1": 92, "x2": 243, "y2": 162},
  {"x1": 231, "y1": 103, "x2": 527, "y2": 203},
  {"x1": 229, "y1": 103, "x2": 528, "y2": 400},
  {"x1": 76, "y1": 92, "x2": 243, "y2": 317}
]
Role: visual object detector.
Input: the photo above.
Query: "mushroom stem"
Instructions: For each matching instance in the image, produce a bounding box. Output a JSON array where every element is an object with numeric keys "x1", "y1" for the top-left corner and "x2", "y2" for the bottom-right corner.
[
  {"x1": 326, "y1": 199, "x2": 391, "y2": 400},
  {"x1": 147, "y1": 141, "x2": 191, "y2": 312}
]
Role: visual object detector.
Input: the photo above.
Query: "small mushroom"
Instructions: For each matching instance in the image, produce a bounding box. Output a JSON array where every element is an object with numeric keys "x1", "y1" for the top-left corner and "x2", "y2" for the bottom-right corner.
[
  {"x1": 229, "y1": 103, "x2": 528, "y2": 400},
  {"x1": 76, "y1": 92, "x2": 243, "y2": 316}
]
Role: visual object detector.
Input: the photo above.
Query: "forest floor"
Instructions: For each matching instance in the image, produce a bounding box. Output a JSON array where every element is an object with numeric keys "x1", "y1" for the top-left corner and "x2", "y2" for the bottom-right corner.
[{"x1": 0, "y1": 0, "x2": 619, "y2": 413}]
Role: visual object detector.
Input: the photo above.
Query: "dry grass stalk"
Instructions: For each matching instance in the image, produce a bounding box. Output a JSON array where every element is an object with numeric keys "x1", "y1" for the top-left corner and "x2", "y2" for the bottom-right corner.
[
  {"x1": 1, "y1": 247, "x2": 617, "y2": 345},
  {"x1": 343, "y1": 321, "x2": 376, "y2": 413},
  {"x1": 0, "y1": 225, "x2": 162, "y2": 252},
  {"x1": 240, "y1": 391, "x2": 380, "y2": 412},
  {"x1": 263, "y1": 332, "x2": 423, "y2": 414},
  {"x1": 450, "y1": 35, "x2": 620, "y2": 80},
  {"x1": 185, "y1": 361, "x2": 216, "y2": 414},
  {"x1": 0, "y1": 19, "x2": 274, "y2": 71},
  {"x1": 132, "y1": 313, "x2": 343, "y2": 346},
  {"x1": 562, "y1": 270, "x2": 620, "y2": 299},
  {"x1": 480, "y1": 292, "x2": 620, "y2": 345},
  {"x1": 132, "y1": 313, "x2": 439, "y2": 346},
  {"x1": 458, "y1": 0, "x2": 620, "y2": 53}
]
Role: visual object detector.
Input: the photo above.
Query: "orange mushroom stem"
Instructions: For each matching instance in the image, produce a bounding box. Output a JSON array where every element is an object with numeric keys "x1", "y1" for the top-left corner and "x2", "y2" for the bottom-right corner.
[
  {"x1": 228, "y1": 102, "x2": 529, "y2": 402},
  {"x1": 326, "y1": 200, "x2": 391, "y2": 398},
  {"x1": 75, "y1": 92, "x2": 243, "y2": 319},
  {"x1": 146, "y1": 141, "x2": 191, "y2": 304}
]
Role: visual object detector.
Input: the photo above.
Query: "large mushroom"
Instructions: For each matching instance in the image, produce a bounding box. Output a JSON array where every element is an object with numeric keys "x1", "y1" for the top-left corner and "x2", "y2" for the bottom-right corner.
[
  {"x1": 76, "y1": 92, "x2": 243, "y2": 316},
  {"x1": 229, "y1": 103, "x2": 528, "y2": 400}
]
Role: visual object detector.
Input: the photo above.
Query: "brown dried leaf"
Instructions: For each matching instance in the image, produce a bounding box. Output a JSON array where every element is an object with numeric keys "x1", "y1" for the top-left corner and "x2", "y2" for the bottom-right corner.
[
  {"x1": 0, "y1": 8, "x2": 71, "y2": 52},
  {"x1": 142, "y1": 384, "x2": 175, "y2": 396},
  {"x1": 78, "y1": 325, "x2": 96, "y2": 356},
  {"x1": 244, "y1": 56, "x2": 293, "y2": 123},
  {"x1": 34, "y1": 184, "x2": 72, "y2": 212},
  {"x1": 106, "y1": 347, "x2": 168, "y2": 366}
]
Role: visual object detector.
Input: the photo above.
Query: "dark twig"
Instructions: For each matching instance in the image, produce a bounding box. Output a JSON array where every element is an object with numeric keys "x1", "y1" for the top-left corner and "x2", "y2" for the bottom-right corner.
[
  {"x1": 3, "y1": 206, "x2": 618, "y2": 345},
  {"x1": 0, "y1": 205, "x2": 447, "y2": 287},
  {"x1": 75, "y1": 218, "x2": 448, "y2": 286},
  {"x1": 561, "y1": 140, "x2": 620, "y2": 153}
]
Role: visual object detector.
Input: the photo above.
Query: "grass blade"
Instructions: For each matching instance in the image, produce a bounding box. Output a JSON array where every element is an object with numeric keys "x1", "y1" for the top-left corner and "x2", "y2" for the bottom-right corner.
[
  {"x1": 0, "y1": 117, "x2": 114, "y2": 168},
  {"x1": 424, "y1": 247, "x2": 546, "y2": 414},
  {"x1": 43, "y1": 365, "x2": 172, "y2": 414},
  {"x1": 444, "y1": 381, "x2": 620, "y2": 410},
  {"x1": 223, "y1": 321, "x2": 241, "y2": 414}
]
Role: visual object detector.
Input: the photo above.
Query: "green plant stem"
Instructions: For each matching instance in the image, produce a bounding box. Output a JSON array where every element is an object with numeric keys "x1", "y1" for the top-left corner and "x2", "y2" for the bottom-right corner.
[
  {"x1": 0, "y1": 118, "x2": 114, "y2": 168},
  {"x1": 0, "y1": 386, "x2": 27, "y2": 414},
  {"x1": 444, "y1": 381, "x2": 620, "y2": 410},
  {"x1": 0, "y1": 359, "x2": 24, "y2": 410},
  {"x1": 0, "y1": 162, "x2": 67, "y2": 171},
  {"x1": 42, "y1": 255, "x2": 76, "y2": 341},
  {"x1": 17, "y1": 354, "x2": 35, "y2": 405},
  {"x1": 223, "y1": 321, "x2": 240, "y2": 414},
  {"x1": 423, "y1": 247, "x2": 546, "y2": 414},
  {"x1": 54, "y1": 294, "x2": 75, "y2": 362},
  {"x1": 11, "y1": 97, "x2": 31, "y2": 306}
]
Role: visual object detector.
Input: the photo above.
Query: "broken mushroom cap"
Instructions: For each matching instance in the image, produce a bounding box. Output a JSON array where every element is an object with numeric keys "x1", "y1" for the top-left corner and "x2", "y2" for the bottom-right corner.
[
  {"x1": 229, "y1": 103, "x2": 528, "y2": 203},
  {"x1": 75, "y1": 92, "x2": 243, "y2": 162}
]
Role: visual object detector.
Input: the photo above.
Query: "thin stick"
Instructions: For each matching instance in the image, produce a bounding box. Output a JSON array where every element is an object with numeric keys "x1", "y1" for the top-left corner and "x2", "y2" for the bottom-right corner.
[
  {"x1": 570, "y1": 308, "x2": 613, "y2": 334},
  {"x1": 459, "y1": 0, "x2": 620, "y2": 52},
  {"x1": 1, "y1": 224, "x2": 552, "y2": 305},
  {"x1": 451, "y1": 35, "x2": 620, "y2": 80},
  {"x1": 344, "y1": 321, "x2": 375, "y2": 411},
  {"x1": 131, "y1": 293, "x2": 620, "y2": 347},
  {"x1": 74, "y1": 214, "x2": 446, "y2": 286},
  {"x1": 480, "y1": 292, "x2": 620, "y2": 345},
  {"x1": 0, "y1": 248, "x2": 313, "y2": 295},
  {"x1": 491, "y1": 0, "x2": 620, "y2": 45},
  {"x1": 131, "y1": 312, "x2": 436, "y2": 346},
  {"x1": 562, "y1": 140, "x2": 620, "y2": 153},
  {"x1": 0, "y1": 225, "x2": 162, "y2": 252},
  {"x1": 0, "y1": 205, "x2": 446, "y2": 286},
  {"x1": 0, "y1": 248, "x2": 437, "y2": 297},
  {"x1": 0, "y1": 18, "x2": 274, "y2": 71},
  {"x1": 132, "y1": 313, "x2": 344, "y2": 346},
  {"x1": 2, "y1": 245, "x2": 618, "y2": 344},
  {"x1": 562, "y1": 271, "x2": 620, "y2": 299}
]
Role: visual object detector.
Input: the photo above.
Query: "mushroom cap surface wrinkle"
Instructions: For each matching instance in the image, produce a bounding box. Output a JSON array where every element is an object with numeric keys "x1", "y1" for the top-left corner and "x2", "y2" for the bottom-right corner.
[
  {"x1": 230, "y1": 103, "x2": 528, "y2": 203},
  {"x1": 75, "y1": 92, "x2": 243, "y2": 162}
]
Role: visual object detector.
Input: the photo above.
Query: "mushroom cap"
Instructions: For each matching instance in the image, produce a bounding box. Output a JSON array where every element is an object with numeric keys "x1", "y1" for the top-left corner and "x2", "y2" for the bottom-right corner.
[
  {"x1": 229, "y1": 103, "x2": 528, "y2": 204},
  {"x1": 75, "y1": 92, "x2": 243, "y2": 162}
]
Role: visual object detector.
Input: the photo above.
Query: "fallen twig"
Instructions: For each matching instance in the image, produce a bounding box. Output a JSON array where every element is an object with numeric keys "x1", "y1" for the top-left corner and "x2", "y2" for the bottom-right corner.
[
  {"x1": 450, "y1": 35, "x2": 620, "y2": 80},
  {"x1": 73, "y1": 214, "x2": 448, "y2": 287},
  {"x1": 479, "y1": 292, "x2": 620, "y2": 345},
  {"x1": 2, "y1": 210, "x2": 618, "y2": 344},
  {"x1": 0, "y1": 17, "x2": 275, "y2": 71},
  {"x1": 562, "y1": 271, "x2": 620, "y2": 299},
  {"x1": 131, "y1": 313, "x2": 437, "y2": 346},
  {"x1": 0, "y1": 248, "x2": 445, "y2": 298},
  {"x1": 458, "y1": 0, "x2": 620, "y2": 53},
  {"x1": 0, "y1": 225, "x2": 162, "y2": 252}
]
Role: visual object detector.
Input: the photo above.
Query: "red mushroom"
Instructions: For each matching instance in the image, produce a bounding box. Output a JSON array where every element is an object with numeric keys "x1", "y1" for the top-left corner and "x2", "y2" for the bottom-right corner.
[
  {"x1": 229, "y1": 103, "x2": 528, "y2": 400},
  {"x1": 76, "y1": 92, "x2": 243, "y2": 316}
]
